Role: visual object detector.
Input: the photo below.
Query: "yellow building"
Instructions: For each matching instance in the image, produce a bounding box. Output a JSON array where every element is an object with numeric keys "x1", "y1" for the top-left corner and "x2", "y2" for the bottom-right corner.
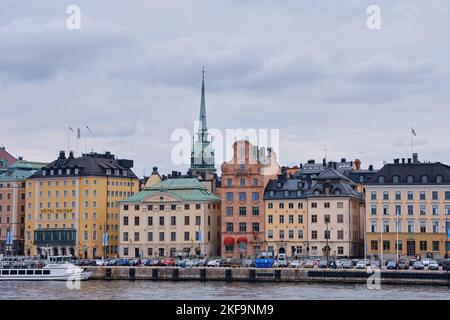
[
  {"x1": 365, "y1": 156, "x2": 450, "y2": 260},
  {"x1": 24, "y1": 151, "x2": 139, "y2": 259},
  {"x1": 119, "y1": 177, "x2": 221, "y2": 258}
]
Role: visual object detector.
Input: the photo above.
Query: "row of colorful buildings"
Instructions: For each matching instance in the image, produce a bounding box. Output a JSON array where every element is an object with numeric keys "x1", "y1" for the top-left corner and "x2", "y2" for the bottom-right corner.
[{"x1": 1, "y1": 74, "x2": 449, "y2": 261}]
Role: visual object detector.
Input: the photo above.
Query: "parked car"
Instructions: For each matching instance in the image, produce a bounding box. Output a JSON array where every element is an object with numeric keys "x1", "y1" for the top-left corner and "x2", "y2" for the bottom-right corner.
[
  {"x1": 422, "y1": 259, "x2": 430, "y2": 267},
  {"x1": 442, "y1": 259, "x2": 450, "y2": 271},
  {"x1": 371, "y1": 260, "x2": 381, "y2": 269},
  {"x1": 161, "y1": 258, "x2": 174, "y2": 266},
  {"x1": 206, "y1": 259, "x2": 221, "y2": 267},
  {"x1": 289, "y1": 260, "x2": 302, "y2": 268},
  {"x1": 413, "y1": 261, "x2": 424, "y2": 270},
  {"x1": 241, "y1": 259, "x2": 255, "y2": 268},
  {"x1": 386, "y1": 260, "x2": 397, "y2": 270},
  {"x1": 319, "y1": 260, "x2": 329, "y2": 269},
  {"x1": 175, "y1": 259, "x2": 187, "y2": 267},
  {"x1": 408, "y1": 259, "x2": 417, "y2": 267},
  {"x1": 342, "y1": 260, "x2": 353, "y2": 269},
  {"x1": 275, "y1": 254, "x2": 288, "y2": 268},
  {"x1": 428, "y1": 260, "x2": 439, "y2": 271},
  {"x1": 328, "y1": 260, "x2": 337, "y2": 269},
  {"x1": 94, "y1": 259, "x2": 107, "y2": 266},
  {"x1": 351, "y1": 259, "x2": 359, "y2": 267},
  {"x1": 303, "y1": 260, "x2": 315, "y2": 268},
  {"x1": 335, "y1": 260, "x2": 344, "y2": 269},
  {"x1": 198, "y1": 259, "x2": 207, "y2": 267},
  {"x1": 397, "y1": 259, "x2": 409, "y2": 270},
  {"x1": 355, "y1": 260, "x2": 366, "y2": 269},
  {"x1": 255, "y1": 258, "x2": 274, "y2": 268}
]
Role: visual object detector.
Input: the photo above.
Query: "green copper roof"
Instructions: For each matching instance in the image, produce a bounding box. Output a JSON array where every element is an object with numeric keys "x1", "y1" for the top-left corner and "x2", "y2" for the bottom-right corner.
[
  {"x1": 122, "y1": 178, "x2": 219, "y2": 203},
  {"x1": 0, "y1": 160, "x2": 47, "y2": 181}
]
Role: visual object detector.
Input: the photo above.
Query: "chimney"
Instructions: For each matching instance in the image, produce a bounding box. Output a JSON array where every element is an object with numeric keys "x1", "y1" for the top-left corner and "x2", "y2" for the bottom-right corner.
[
  {"x1": 187, "y1": 169, "x2": 193, "y2": 177},
  {"x1": 58, "y1": 151, "x2": 66, "y2": 159},
  {"x1": 355, "y1": 159, "x2": 361, "y2": 170},
  {"x1": 322, "y1": 158, "x2": 326, "y2": 166},
  {"x1": 172, "y1": 171, "x2": 177, "y2": 177},
  {"x1": 18, "y1": 156, "x2": 23, "y2": 161},
  {"x1": 308, "y1": 159, "x2": 315, "y2": 164},
  {"x1": 341, "y1": 158, "x2": 346, "y2": 163},
  {"x1": 413, "y1": 153, "x2": 419, "y2": 163},
  {"x1": 68, "y1": 151, "x2": 74, "y2": 159},
  {"x1": 407, "y1": 158, "x2": 412, "y2": 164},
  {"x1": 402, "y1": 158, "x2": 405, "y2": 164},
  {"x1": 369, "y1": 164, "x2": 373, "y2": 171},
  {"x1": 394, "y1": 159, "x2": 400, "y2": 164},
  {"x1": 152, "y1": 167, "x2": 158, "y2": 174}
]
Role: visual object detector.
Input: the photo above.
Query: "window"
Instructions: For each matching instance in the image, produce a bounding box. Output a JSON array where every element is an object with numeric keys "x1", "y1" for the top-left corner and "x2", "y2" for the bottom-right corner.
[
  {"x1": 420, "y1": 205, "x2": 426, "y2": 215},
  {"x1": 337, "y1": 230, "x2": 344, "y2": 240},
  {"x1": 446, "y1": 191, "x2": 450, "y2": 200},
  {"x1": 159, "y1": 216, "x2": 164, "y2": 226},
  {"x1": 311, "y1": 230, "x2": 317, "y2": 239},
  {"x1": 183, "y1": 204, "x2": 189, "y2": 210},
  {"x1": 226, "y1": 207, "x2": 233, "y2": 216},
  {"x1": 436, "y1": 176, "x2": 443, "y2": 183},
  {"x1": 393, "y1": 176, "x2": 400, "y2": 184},
  {"x1": 324, "y1": 202, "x2": 330, "y2": 208},
  {"x1": 252, "y1": 207, "x2": 259, "y2": 215},
  {"x1": 395, "y1": 220, "x2": 402, "y2": 233},
  {"x1": 279, "y1": 215, "x2": 285, "y2": 224},
  {"x1": 226, "y1": 223, "x2": 234, "y2": 232},
  {"x1": 195, "y1": 216, "x2": 201, "y2": 226},
  {"x1": 279, "y1": 230, "x2": 285, "y2": 239},
  {"x1": 267, "y1": 230, "x2": 273, "y2": 239},
  {"x1": 227, "y1": 179, "x2": 232, "y2": 187},
  {"x1": 324, "y1": 230, "x2": 330, "y2": 240},
  {"x1": 252, "y1": 223, "x2": 260, "y2": 232},
  {"x1": 420, "y1": 191, "x2": 426, "y2": 200},
  {"x1": 407, "y1": 191, "x2": 413, "y2": 200},
  {"x1": 288, "y1": 215, "x2": 294, "y2": 223},
  {"x1": 383, "y1": 240, "x2": 390, "y2": 251},
  {"x1": 446, "y1": 205, "x2": 450, "y2": 215},
  {"x1": 226, "y1": 192, "x2": 233, "y2": 201},
  {"x1": 371, "y1": 221, "x2": 377, "y2": 233},
  {"x1": 123, "y1": 216, "x2": 129, "y2": 226},
  {"x1": 268, "y1": 215, "x2": 273, "y2": 224},
  {"x1": 288, "y1": 230, "x2": 294, "y2": 239},
  {"x1": 311, "y1": 202, "x2": 317, "y2": 208},
  {"x1": 134, "y1": 216, "x2": 140, "y2": 226},
  {"x1": 134, "y1": 232, "x2": 139, "y2": 241},
  {"x1": 432, "y1": 191, "x2": 439, "y2": 200},
  {"x1": 239, "y1": 192, "x2": 246, "y2": 201},
  {"x1": 432, "y1": 241, "x2": 439, "y2": 251},
  {"x1": 184, "y1": 232, "x2": 190, "y2": 241},
  {"x1": 239, "y1": 207, "x2": 246, "y2": 216},
  {"x1": 378, "y1": 176, "x2": 385, "y2": 184},
  {"x1": 171, "y1": 232, "x2": 176, "y2": 242},
  {"x1": 239, "y1": 178, "x2": 245, "y2": 186},
  {"x1": 383, "y1": 205, "x2": 389, "y2": 215},
  {"x1": 123, "y1": 247, "x2": 128, "y2": 256},
  {"x1": 371, "y1": 205, "x2": 377, "y2": 215},
  {"x1": 432, "y1": 221, "x2": 439, "y2": 233},
  {"x1": 371, "y1": 192, "x2": 377, "y2": 200},
  {"x1": 171, "y1": 204, "x2": 176, "y2": 210},
  {"x1": 420, "y1": 221, "x2": 426, "y2": 233},
  {"x1": 252, "y1": 192, "x2": 259, "y2": 201},
  {"x1": 123, "y1": 232, "x2": 129, "y2": 241},
  {"x1": 311, "y1": 215, "x2": 317, "y2": 223},
  {"x1": 184, "y1": 216, "x2": 190, "y2": 225},
  {"x1": 239, "y1": 223, "x2": 246, "y2": 232},
  {"x1": 371, "y1": 240, "x2": 378, "y2": 251},
  {"x1": 383, "y1": 221, "x2": 390, "y2": 233},
  {"x1": 395, "y1": 205, "x2": 401, "y2": 216},
  {"x1": 196, "y1": 204, "x2": 201, "y2": 210},
  {"x1": 337, "y1": 214, "x2": 343, "y2": 223},
  {"x1": 324, "y1": 215, "x2": 330, "y2": 223},
  {"x1": 395, "y1": 240, "x2": 402, "y2": 251},
  {"x1": 383, "y1": 191, "x2": 389, "y2": 200},
  {"x1": 432, "y1": 205, "x2": 438, "y2": 215},
  {"x1": 288, "y1": 203, "x2": 294, "y2": 209},
  {"x1": 408, "y1": 205, "x2": 414, "y2": 215},
  {"x1": 337, "y1": 202, "x2": 343, "y2": 209},
  {"x1": 421, "y1": 176, "x2": 428, "y2": 184},
  {"x1": 171, "y1": 216, "x2": 176, "y2": 226},
  {"x1": 298, "y1": 215, "x2": 303, "y2": 224},
  {"x1": 279, "y1": 202, "x2": 284, "y2": 209},
  {"x1": 148, "y1": 216, "x2": 153, "y2": 226},
  {"x1": 147, "y1": 232, "x2": 153, "y2": 241},
  {"x1": 337, "y1": 247, "x2": 344, "y2": 255},
  {"x1": 253, "y1": 178, "x2": 258, "y2": 186},
  {"x1": 408, "y1": 221, "x2": 414, "y2": 233},
  {"x1": 159, "y1": 232, "x2": 164, "y2": 241},
  {"x1": 298, "y1": 230, "x2": 303, "y2": 239},
  {"x1": 420, "y1": 241, "x2": 427, "y2": 251},
  {"x1": 395, "y1": 191, "x2": 401, "y2": 200}
]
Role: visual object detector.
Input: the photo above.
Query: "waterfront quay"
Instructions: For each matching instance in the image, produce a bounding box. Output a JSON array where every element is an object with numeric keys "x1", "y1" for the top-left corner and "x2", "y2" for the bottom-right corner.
[{"x1": 85, "y1": 266, "x2": 450, "y2": 285}]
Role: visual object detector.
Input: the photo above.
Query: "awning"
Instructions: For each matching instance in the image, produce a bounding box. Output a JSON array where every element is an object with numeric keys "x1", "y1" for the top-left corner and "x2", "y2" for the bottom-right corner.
[
  {"x1": 237, "y1": 237, "x2": 248, "y2": 243},
  {"x1": 223, "y1": 237, "x2": 235, "y2": 245}
]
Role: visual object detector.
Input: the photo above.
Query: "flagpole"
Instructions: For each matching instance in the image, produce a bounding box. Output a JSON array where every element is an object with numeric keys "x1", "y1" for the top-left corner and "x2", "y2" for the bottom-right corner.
[{"x1": 84, "y1": 126, "x2": 87, "y2": 155}]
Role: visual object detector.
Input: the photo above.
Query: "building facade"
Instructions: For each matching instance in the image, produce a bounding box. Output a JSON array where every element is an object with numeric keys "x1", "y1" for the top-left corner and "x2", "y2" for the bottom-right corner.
[
  {"x1": 0, "y1": 159, "x2": 46, "y2": 256},
  {"x1": 219, "y1": 140, "x2": 280, "y2": 258},
  {"x1": 264, "y1": 167, "x2": 364, "y2": 259},
  {"x1": 24, "y1": 151, "x2": 139, "y2": 259},
  {"x1": 365, "y1": 156, "x2": 450, "y2": 260},
  {"x1": 119, "y1": 178, "x2": 221, "y2": 258}
]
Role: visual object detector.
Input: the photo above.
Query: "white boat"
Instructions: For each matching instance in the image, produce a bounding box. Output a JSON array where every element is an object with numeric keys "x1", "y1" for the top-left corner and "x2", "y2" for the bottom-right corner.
[{"x1": 0, "y1": 256, "x2": 92, "y2": 281}]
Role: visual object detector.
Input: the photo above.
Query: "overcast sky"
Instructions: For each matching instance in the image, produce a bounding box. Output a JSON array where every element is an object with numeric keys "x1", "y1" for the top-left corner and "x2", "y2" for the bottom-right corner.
[{"x1": 1, "y1": 0, "x2": 449, "y2": 177}]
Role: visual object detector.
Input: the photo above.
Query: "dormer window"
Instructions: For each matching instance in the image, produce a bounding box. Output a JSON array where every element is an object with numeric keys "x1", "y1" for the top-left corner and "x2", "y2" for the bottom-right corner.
[
  {"x1": 378, "y1": 176, "x2": 385, "y2": 184},
  {"x1": 123, "y1": 171, "x2": 127, "y2": 177},
  {"x1": 58, "y1": 169, "x2": 62, "y2": 175},
  {"x1": 106, "y1": 169, "x2": 111, "y2": 175},
  {"x1": 66, "y1": 169, "x2": 71, "y2": 175},
  {"x1": 42, "y1": 170, "x2": 47, "y2": 176},
  {"x1": 392, "y1": 176, "x2": 400, "y2": 184},
  {"x1": 297, "y1": 190, "x2": 302, "y2": 197},
  {"x1": 276, "y1": 182, "x2": 282, "y2": 188},
  {"x1": 297, "y1": 182, "x2": 303, "y2": 188},
  {"x1": 284, "y1": 191, "x2": 289, "y2": 197},
  {"x1": 335, "y1": 189, "x2": 341, "y2": 195},
  {"x1": 270, "y1": 191, "x2": 275, "y2": 197},
  {"x1": 359, "y1": 176, "x2": 365, "y2": 183},
  {"x1": 115, "y1": 170, "x2": 120, "y2": 176},
  {"x1": 74, "y1": 168, "x2": 79, "y2": 175},
  {"x1": 436, "y1": 175, "x2": 443, "y2": 183},
  {"x1": 50, "y1": 170, "x2": 54, "y2": 176},
  {"x1": 421, "y1": 175, "x2": 428, "y2": 184},
  {"x1": 407, "y1": 176, "x2": 414, "y2": 184},
  {"x1": 314, "y1": 190, "x2": 320, "y2": 195}
]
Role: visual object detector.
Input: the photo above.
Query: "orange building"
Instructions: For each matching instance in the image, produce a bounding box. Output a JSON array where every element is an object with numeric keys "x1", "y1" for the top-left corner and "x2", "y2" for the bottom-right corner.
[{"x1": 219, "y1": 140, "x2": 279, "y2": 258}]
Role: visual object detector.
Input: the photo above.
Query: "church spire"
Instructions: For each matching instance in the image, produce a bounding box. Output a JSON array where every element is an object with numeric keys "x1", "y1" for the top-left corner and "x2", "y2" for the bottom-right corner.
[{"x1": 199, "y1": 66, "x2": 207, "y2": 133}]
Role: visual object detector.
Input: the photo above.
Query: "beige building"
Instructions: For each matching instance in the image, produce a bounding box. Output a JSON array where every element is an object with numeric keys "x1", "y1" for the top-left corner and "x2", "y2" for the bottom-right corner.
[
  {"x1": 119, "y1": 177, "x2": 221, "y2": 258},
  {"x1": 264, "y1": 167, "x2": 365, "y2": 259},
  {"x1": 365, "y1": 156, "x2": 450, "y2": 260}
]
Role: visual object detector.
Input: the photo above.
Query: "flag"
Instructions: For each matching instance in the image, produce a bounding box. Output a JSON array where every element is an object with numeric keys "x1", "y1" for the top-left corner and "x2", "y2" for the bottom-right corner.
[
  {"x1": 68, "y1": 127, "x2": 74, "y2": 133},
  {"x1": 86, "y1": 125, "x2": 92, "y2": 134},
  {"x1": 411, "y1": 127, "x2": 417, "y2": 136},
  {"x1": 77, "y1": 128, "x2": 81, "y2": 139}
]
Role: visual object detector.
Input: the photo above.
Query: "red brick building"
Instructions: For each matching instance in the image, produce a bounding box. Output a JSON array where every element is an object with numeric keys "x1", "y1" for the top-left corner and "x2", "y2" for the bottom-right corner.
[{"x1": 219, "y1": 140, "x2": 279, "y2": 258}]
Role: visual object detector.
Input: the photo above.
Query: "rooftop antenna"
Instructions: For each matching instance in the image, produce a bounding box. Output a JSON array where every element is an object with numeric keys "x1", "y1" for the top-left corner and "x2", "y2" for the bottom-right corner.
[{"x1": 324, "y1": 148, "x2": 327, "y2": 162}]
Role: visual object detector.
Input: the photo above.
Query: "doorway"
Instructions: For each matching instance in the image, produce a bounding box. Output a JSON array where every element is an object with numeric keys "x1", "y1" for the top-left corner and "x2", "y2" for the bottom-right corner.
[{"x1": 407, "y1": 240, "x2": 416, "y2": 256}]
